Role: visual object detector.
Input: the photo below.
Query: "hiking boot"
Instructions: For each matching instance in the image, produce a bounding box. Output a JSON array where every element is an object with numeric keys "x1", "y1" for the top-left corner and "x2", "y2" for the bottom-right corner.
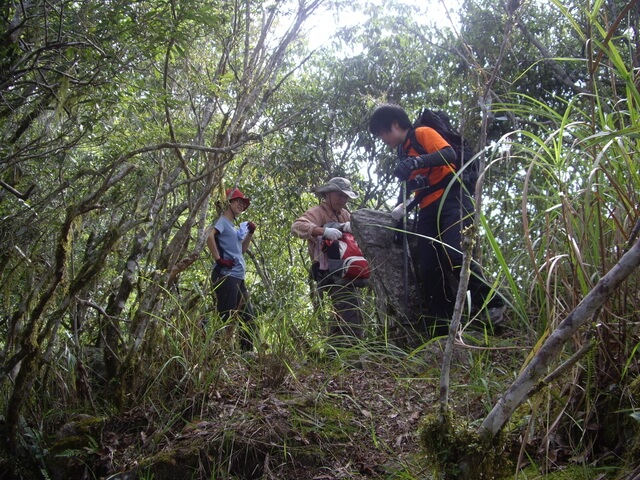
[
  {"x1": 463, "y1": 306, "x2": 507, "y2": 335},
  {"x1": 488, "y1": 306, "x2": 506, "y2": 327}
]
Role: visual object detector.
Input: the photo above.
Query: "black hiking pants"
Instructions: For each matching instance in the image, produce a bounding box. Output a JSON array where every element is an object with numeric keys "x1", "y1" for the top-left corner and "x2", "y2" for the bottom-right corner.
[
  {"x1": 211, "y1": 273, "x2": 256, "y2": 351},
  {"x1": 312, "y1": 263, "x2": 365, "y2": 345},
  {"x1": 416, "y1": 189, "x2": 503, "y2": 323}
]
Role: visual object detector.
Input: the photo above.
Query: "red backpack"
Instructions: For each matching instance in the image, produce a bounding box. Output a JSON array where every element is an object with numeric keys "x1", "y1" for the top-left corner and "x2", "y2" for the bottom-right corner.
[{"x1": 323, "y1": 232, "x2": 370, "y2": 281}]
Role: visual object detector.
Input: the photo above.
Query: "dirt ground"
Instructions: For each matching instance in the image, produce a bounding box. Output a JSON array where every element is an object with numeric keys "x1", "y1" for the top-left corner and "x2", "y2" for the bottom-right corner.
[{"x1": 55, "y1": 346, "x2": 465, "y2": 479}]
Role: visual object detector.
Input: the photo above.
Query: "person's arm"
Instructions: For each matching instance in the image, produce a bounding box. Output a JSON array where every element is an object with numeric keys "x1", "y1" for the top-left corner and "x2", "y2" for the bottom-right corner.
[
  {"x1": 208, "y1": 226, "x2": 235, "y2": 268},
  {"x1": 394, "y1": 147, "x2": 457, "y2": 180},
  {"x1": 413, "y1": 146, "x2": 456, "y2": 168},
  {"x1": 206, "y1": 227, "x2": 221, "y2": 261},
  {"x1": 292, "y1": 208, "x2": 327, "y2": 240},
  {"x1": 395, "y1": 127, "x2": 457, "y2": 180},
  {"x1": 241, "y1": 223, "x2": 256, "y2": 254}
]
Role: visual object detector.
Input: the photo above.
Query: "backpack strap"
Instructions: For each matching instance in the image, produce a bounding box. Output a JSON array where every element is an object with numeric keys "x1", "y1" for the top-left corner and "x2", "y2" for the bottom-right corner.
[
  {"x1": 402, "y1": 129, "x2": 454, "y2": 213},
  {"x1": 408, "y1": 128, "x2": 426, "y2": 156},
  {"x1": 405, "y1": 175, "x2": 455, "y2": 212}
]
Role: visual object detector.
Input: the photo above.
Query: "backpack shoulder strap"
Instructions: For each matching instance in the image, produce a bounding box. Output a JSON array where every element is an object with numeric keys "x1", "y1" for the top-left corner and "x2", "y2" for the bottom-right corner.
[
  {"x1": 405, "y1": 174, "x2": 455, "y2": 214},
  {"x1": 396, "y1": 127, "x2": 428, "y2": 158},
  {"x1": 405, "y1": 127, "x2": 427, "y2": 156}
]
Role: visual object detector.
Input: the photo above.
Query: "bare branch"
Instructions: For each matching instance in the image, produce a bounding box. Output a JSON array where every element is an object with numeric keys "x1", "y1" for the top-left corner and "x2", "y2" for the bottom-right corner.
[{"x1": 480, "y1": 237, "x2": 640, "y2": 437}]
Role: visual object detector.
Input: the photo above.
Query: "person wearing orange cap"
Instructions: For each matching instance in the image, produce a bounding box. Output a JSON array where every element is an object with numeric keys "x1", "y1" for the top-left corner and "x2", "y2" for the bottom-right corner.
[{"x1": 206, "y1": 187, "x2": 257, "y2": 351}]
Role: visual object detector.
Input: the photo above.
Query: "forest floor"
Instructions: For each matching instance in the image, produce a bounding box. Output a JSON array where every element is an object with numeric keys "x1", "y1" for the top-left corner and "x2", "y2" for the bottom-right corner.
[{"x1": 42, "y1": 328, "x2": 635, "y2": 480}]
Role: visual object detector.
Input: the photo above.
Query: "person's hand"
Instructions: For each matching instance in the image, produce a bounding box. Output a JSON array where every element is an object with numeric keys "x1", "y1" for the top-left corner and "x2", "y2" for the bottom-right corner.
[
  {"x1": 216, "y1": 257, "x2": 234, "y2": 268},
  {"x1": 323, "y1": 227, "x2": 343, "y2": 240},
  {"x1": 391, "y1": 202, "x2": 406, "y2": 222},
  {"x1": 341, "y1": 221, "x2": 352, "y2": 233},
  {"x1": 393, "y1": 158, "x2": 412, "y2": 180},
  {"x1": 393, "y1": 157, "x2": 423, "y2": 181},
  {"x1": 407, "y1": 175, "x2": 429, "y2": 192},
  {"x1": 247, "y1": 221, "x2": 257, "y2": 234}
]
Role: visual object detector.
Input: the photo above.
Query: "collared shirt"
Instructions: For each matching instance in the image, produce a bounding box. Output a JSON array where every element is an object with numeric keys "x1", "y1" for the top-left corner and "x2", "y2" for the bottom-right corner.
[{"x1": 291, "y1": 201, "x2": 350, "y2": 263}]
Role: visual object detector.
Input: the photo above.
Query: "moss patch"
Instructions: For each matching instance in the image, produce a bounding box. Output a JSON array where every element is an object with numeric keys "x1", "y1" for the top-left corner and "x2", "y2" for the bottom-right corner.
[{"x1": 420, "y1": 410, "x2": 511, "y2": 479}]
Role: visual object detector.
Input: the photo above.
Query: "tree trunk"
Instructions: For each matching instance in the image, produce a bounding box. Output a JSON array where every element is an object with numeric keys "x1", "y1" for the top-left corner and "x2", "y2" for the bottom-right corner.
[{"x1": 480, "y1": 236, "x2": 640, "y2": 437}]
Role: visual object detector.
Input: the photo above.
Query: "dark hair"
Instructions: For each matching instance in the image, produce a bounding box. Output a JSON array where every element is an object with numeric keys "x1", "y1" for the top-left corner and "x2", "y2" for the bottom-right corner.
[{"x1": 368, "y1": 104, "x2": 412, "y2": 135}]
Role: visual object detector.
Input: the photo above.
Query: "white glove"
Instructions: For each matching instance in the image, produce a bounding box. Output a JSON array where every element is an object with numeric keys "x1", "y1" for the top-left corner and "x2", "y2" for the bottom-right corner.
[
  {"x1": 237, "y1": 221, "x2": 249, "y2": 240},
  {"x1": 391, "y1": 202, "x2": 407, "y2": 222},
  {"x1": 342, "y1": 221, "x2": 352, "y2": 233},
  {"x1": 323, "y1": 227, "x2": 343, "y2": 240}
]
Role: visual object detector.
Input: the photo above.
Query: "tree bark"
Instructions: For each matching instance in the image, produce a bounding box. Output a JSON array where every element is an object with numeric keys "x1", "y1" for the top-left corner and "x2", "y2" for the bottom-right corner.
[
  {"x1": 480, "y1": 236, "x2": 640, "y2": 437},
  {"x1": 439, "y1": 224, "x2": 475, "y2": 415}
]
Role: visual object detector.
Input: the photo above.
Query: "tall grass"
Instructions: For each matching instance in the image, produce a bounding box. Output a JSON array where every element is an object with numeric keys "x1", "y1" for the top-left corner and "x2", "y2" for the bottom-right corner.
[{"x1": 478, "y1": 2, "x2": 640, "y2": 472}]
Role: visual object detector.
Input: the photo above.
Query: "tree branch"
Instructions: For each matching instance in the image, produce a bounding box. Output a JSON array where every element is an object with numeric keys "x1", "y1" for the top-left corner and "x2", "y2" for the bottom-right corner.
[
  {"x1": 480, "y1": 236, "x2": 640, "y2": 437},
  {"x1": 516, "y1": 20, "x2": 590, "y2": 95}
]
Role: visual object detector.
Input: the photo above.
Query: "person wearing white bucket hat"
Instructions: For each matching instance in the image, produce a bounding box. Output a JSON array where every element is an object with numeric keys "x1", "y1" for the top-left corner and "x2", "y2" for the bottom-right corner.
[{"x1": 291, "y1": 177, "x2": 366, "y2": 347}]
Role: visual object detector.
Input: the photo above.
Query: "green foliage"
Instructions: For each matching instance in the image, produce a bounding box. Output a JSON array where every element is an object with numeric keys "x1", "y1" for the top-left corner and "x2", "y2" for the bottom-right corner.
[{"x1": 1, "y1": 0, "x2": 640, "y2": 477}]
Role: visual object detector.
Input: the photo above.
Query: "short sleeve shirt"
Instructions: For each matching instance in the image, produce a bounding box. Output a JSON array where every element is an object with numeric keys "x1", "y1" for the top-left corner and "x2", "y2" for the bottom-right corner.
[{"x1": 214, "y1": 216, "x2": 246, "y2": 279}]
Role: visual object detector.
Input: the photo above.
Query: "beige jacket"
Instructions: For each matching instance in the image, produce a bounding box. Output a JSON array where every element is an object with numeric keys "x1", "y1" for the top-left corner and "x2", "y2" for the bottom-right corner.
[{"x1": 291, "y1": 202, "x2": 350, "y2": 264}]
